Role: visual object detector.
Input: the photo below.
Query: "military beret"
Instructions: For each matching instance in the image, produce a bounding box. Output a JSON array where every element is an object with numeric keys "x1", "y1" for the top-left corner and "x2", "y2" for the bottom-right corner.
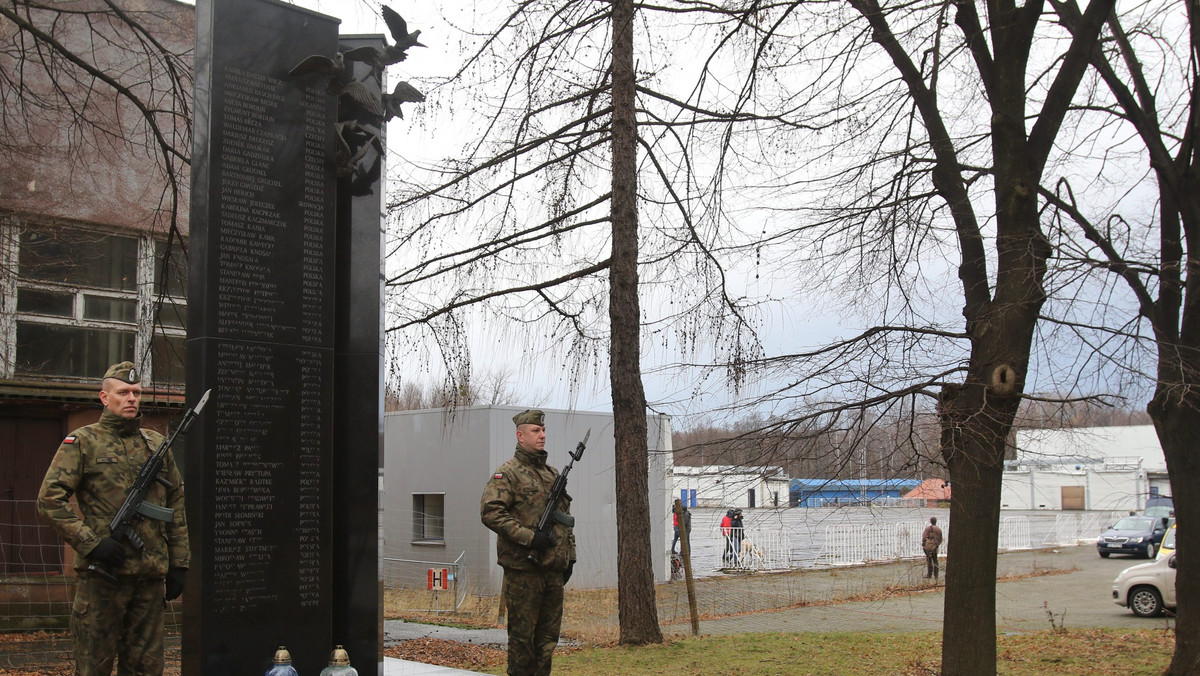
[
  {"x1": 512, "y1": 409, "x2": 545, "y2": 427},
  {"x1": 102, "y1": 361, "x2": 140, "y2": 384}
]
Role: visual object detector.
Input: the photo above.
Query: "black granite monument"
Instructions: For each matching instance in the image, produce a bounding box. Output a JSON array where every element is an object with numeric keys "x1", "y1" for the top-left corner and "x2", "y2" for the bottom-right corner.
[
  {"x1": 186, "y1": 0, "x2": 384, "y2": 673},
  {"x1": 331, "y1": 33, "x2": 387, "y2": 675}
]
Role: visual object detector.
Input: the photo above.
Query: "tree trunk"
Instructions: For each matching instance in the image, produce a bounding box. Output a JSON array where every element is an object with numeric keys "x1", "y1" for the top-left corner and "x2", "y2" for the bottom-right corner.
[
  {"x1": 609, "y1": 0, "x2": 662, "y2": 646},
  {"x1": 937, "y1": 213, "x2": 1047, "y2": 674},
  {"x1": 938, "y1": 375, "x2": 1022, "y2": 674},
  {"x1": 939, "y1": 23, "x2": 1050, "y2": 664},
  {"x1": 1149, "y1": 364, "x2": 1200, "y2": 674}
]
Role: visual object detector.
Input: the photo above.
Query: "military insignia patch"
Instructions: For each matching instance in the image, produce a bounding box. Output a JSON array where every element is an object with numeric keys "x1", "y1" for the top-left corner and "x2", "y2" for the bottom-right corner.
[
  {"x1": 63, "y1": 435, "x2": 77, "y2": 444},
  {"x1": 493, "y1": 473, "x2": 504, "y2": 479}
]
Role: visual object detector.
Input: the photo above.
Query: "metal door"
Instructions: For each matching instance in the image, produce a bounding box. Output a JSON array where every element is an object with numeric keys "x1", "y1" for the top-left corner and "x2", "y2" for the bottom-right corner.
[{"x1": 0, "y1": 415, "x2": 65, "y2": 575}]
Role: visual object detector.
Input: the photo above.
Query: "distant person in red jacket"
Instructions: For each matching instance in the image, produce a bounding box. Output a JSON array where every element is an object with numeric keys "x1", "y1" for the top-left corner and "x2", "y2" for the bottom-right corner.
[
  {"x1": 730, "y1": 509, "x2": 745, "y2": 562},
  {"x1": 921, "y1": 517, "x2": 944, "y2": 579},
  {"x1": 721, "y1": 509, "x2": 735, "y2": 565},
  {"x1": 671, "y1": 506, "x2": 691, "y2": 554}
]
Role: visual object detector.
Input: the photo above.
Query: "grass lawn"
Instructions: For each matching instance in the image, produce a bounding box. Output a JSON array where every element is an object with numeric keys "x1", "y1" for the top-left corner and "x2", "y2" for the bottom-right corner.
[{"x1": 467, "y1": 628, "x2": 1174, "y2": 675}]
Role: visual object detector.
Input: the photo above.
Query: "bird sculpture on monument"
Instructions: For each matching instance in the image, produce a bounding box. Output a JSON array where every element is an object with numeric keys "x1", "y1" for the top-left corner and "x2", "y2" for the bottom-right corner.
[
  {"x1": 381, "y1": 5, "x2": 425, "y2": 63},
  {"x1": 285, "y1": 4, "x2": 425, "y2": 188},
  {"x1": 381, "y1": 81, "x2": 425, "y2": 121}
]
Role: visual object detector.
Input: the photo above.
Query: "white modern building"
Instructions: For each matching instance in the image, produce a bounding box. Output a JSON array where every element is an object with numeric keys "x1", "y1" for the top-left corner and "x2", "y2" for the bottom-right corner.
[
  {"x1": 1001, "y1": 425, "x2": 1171, "y2": 511},
  {"x1": 382, "y1": 406, "x2": 674, "y2": 594},
  {"x1": 672, "y1": 465, "x2": 789, "y2": 510}
]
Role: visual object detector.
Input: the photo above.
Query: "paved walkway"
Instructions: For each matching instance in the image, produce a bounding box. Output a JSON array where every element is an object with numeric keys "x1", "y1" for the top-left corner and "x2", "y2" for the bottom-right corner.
[
  {"x1": 385, "y1": 656, "x2": 487, "y2": 675},
  {"x1": 661, "y1": 544, "x2": 1169, "y2": 635},
  {"x1": 386, "y1": 620, "x2": 508, "y2": 646}
]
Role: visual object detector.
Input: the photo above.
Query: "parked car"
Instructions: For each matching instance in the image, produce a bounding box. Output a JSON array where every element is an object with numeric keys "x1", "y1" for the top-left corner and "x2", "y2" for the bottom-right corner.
[
  {"x1": 1157, "y1": 523, "x2": 1177, "y2": 561},
  {"x1": 1097, "y1": 516, "x2": 1167, "y2": 558},
  {"x1": 1144, "y1": 495, "x2": 1173, "y2": 510},
  {"x1": 1112, "y1": 553, "x2": 1177, "y2": 617},
  {"x1": 1143, "y1": 496, "x2": 1174, "y2": 523}
]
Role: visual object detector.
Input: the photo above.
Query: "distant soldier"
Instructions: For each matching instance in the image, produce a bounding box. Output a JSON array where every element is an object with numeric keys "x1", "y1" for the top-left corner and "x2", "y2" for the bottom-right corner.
[
  {"x1": 481, "y1": 409, "x2": 576, "y2": 676},
  {"x1": 37, "y1": 361, "x2": 190, "y2": 676},
  {"x1": 921, "y1": 516, "x2": 944, "y2": 580}
]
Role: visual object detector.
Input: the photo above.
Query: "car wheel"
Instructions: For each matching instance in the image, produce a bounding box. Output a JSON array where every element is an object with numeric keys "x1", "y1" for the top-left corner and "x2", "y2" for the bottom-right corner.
[
  {"x1": 1130, "y1": 586, "x2": 1164, "y2": 617},
  {"x1": 1099, "y1": 551, "x2": 1110, "y2": 558},
  {"x1": 1146, "y1": 543, "x2": 1156, "y2": 559}
]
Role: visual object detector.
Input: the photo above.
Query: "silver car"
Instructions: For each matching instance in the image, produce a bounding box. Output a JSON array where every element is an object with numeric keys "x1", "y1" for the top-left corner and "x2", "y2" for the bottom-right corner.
[{"x1": 1112, "y1": 553, "x2": 1177, "y2": 617}]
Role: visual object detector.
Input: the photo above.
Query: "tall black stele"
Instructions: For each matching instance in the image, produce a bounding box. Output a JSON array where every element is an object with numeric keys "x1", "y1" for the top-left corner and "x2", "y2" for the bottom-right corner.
[{"x1": 186, "y1": 0, "x2": 383, "y2": 673}]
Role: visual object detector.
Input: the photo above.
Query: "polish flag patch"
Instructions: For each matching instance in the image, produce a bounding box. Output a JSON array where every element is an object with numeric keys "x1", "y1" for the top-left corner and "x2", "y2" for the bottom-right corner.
[
  {"x1": 493, "y1": 473, "x2": 504, "y2": 479},
  {"x1": 62, "y1": 436, "x2": 77, "y2": 444}
]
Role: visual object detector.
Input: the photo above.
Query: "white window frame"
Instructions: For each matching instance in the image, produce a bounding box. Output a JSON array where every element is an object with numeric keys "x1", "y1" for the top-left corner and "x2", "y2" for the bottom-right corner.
[
  {"x1": 412, "y1": 492, "x2": 446, "y2": 546},
  {"x1": 0, "y1": 216, "x2": 186, "y2": 387}
]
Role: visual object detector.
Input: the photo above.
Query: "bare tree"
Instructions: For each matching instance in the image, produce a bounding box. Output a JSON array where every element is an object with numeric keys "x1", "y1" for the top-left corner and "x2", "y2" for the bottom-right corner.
[
  {"x1": 0, "y1": 0, "x2": 191, "y2": 237},
  {"x1": 390, "y1": 0, "x2": 1113, "y2": 664},
  {"x1": 643, "y1": 0, "x2": 1114, "y2": 670},
  {"x1": 0, "y1": 0, "x2": 193, "y2": 379},
  {"x1": 385, "y1": 370, "x2": 529, "y2": 411},
  {"x1": 1040, "y1": 1, "x2": 1199, "y2": 669},
  {"x1": 387, "y1": 0, "x2": 777, "y2": 643},
  {"x1": 386, "y1": 380, "x2": 428, "y2": 411},
  {"x1": 673, "y1": 406, "x2": 945, "y2": 483}
]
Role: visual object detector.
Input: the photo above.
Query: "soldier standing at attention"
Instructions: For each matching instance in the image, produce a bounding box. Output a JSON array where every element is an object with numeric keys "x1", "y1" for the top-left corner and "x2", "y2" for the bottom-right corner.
[
  {"x1": 37, "y1": 362, "x2": 190, "y2": 676},
  {"x1": 481, "y1": 409, "x2": 576, "y2": 676}
]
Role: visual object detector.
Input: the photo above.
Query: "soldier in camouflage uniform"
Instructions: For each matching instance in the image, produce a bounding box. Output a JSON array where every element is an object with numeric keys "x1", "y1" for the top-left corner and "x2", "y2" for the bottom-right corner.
[
  {"x1": 37, "y1": 362, "x2": 190, "y2": 676},
  {"x1": 481, "y1": 409, "x2": 576, "y2": 676}
]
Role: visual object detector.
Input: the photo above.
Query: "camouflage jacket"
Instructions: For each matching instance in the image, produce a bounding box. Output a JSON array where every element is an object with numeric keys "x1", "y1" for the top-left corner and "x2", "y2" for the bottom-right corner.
[
  {"x1": 481, "y1": 445, "x2": 576, "y2": 572},
  {"x1": 37, "y1": 409, "x2": 190, "y2": 576}
]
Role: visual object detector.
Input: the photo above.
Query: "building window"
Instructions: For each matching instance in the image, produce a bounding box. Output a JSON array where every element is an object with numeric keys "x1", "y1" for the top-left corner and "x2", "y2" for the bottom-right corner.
[
  {"x1": 152, "y1": 238, "x2": 187, "y2": 331},
  {"x1": 19, "y1": 227, "x2": 138, "y2": 291},
  {"x1": 150, "y1": 333, "x2": 186, "y2": 386},
  {"x1": 412, "y1": 493, "x2": 445, "y2": 544},
  {"x1": 2, "y1": 219, "x2": 187, "y2": 386},
  {"x1": 16, "y1": 323, "x2": 135, "y2": 378}
]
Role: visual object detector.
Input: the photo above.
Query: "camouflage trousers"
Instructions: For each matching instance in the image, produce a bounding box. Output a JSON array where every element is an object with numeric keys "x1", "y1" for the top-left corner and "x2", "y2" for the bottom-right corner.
[
  {"x1": 503, "y1": 567, "x2": 564, "y2": 676},
  {"x1": 70, "y1": 573, "x2": 166, "y2": 676}
]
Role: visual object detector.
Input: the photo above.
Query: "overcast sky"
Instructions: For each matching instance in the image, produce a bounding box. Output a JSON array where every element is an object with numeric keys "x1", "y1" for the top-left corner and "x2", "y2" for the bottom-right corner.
[
  {"x1": 267, "y1": 0, "x2": 858, "y2": 418},
  {"x1": 266, "y1": 0, "x2": 1156, "y2": 423}
]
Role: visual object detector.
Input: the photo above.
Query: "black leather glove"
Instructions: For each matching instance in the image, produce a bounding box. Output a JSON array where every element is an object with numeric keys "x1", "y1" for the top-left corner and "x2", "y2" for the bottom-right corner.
[
  {"x1": 530, "y1": 531, "x2": 555, "y2": 552},
  {"x1": 89, "y1": 537, "x2": 126, "y2": 568},
  {"x1": 165, "y1": 567, "x2": 187, "y2": 601},
  {"x1": 563, "y1": 560, "x2": 575, "y2": 584}
]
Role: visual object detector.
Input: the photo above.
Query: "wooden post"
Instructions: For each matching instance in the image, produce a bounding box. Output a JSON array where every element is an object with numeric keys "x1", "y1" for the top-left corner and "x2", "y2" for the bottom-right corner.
[{"x1": 674, "y1": 498, "x2": 699, "y2": 635}]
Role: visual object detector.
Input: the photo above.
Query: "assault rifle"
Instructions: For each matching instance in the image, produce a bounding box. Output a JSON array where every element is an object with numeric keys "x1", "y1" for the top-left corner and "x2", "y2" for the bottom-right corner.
[
  {"x1": 527, "y1": 428, "x2": 589, "y2": 564},
  {"x1": 89, "y1": 388, "x2": 211, "y2": 583}
]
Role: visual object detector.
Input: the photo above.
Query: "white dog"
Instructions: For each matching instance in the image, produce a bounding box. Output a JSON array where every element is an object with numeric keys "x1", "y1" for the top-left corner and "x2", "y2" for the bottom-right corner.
[{"x1": 740, "y1": 538, "x2": 765, "y2": 566}]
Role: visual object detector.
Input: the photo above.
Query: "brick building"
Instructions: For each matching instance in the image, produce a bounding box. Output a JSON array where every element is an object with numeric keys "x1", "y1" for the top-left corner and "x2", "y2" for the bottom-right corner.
[{"x1": 0, "y1": 0, "x2": 194, "y2": 577}]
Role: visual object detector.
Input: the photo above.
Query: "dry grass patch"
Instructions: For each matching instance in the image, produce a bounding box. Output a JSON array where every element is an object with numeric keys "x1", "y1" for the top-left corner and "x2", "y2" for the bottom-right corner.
[{"x1": 539, "y1": 628, "x2": 1174, "y2": 675}]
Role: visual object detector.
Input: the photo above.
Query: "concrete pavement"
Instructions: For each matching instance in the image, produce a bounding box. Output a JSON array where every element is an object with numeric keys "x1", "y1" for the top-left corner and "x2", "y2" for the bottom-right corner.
[
  {"x1": 661, "y1": 544, "x2": 1174, "y2": 635},
  {"x1": 385, "y1": 656, "x2": 488, "y2": 675}
]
